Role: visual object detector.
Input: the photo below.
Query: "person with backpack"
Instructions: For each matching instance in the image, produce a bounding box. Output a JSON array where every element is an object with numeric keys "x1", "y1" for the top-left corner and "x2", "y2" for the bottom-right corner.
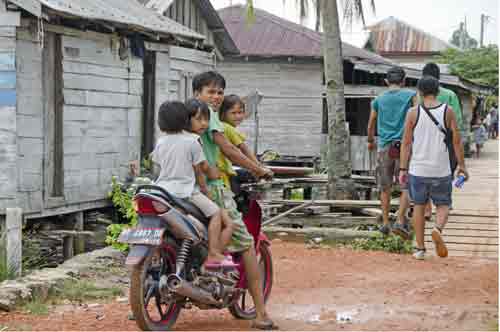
[
  {"x1": 399, "y1": 76, "x2": 469, "y2": 260},
  {"x1": 421, "y1": 63, "x2": 464, "y2": 220}
]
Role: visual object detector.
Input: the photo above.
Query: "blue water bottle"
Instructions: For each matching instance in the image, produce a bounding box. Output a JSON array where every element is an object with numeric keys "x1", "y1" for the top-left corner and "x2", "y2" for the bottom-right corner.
[{"x1": 454, "y1": 175, "x2": 466, "y2": 189}]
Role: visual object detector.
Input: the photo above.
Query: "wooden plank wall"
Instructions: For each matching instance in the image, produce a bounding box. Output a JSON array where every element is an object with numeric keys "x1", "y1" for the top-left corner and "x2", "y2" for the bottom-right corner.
[
  {"x1": 14, "y1": 34, "x2": 44, "y2": 212},
  {"x1": 0, "y1": 23, "x2": 18, "y2": 211},
  {"x1": 61, "y1": 35, "x2": 143, "y2": 204},
  {"x1": 154, "y1": 45, "x2": 213, "y2": 139},
  {"x1": 165, "y1": 0, "x2": 215, "y2": 46},
  {"x1": 218, "y1": 59, "x2": 324, "y2": 156}
]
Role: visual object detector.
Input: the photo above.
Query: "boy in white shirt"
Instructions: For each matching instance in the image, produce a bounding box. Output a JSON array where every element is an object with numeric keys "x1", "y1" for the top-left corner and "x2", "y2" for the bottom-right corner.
[{"x1": 151, "y1": 101, "x2": 228, "y2": 264}]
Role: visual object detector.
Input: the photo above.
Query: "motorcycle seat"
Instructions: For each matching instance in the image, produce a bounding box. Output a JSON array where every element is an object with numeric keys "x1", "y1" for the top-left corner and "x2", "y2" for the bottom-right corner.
[{"x1": 170, "y1": 196, "x2": 209, "y2": 226}]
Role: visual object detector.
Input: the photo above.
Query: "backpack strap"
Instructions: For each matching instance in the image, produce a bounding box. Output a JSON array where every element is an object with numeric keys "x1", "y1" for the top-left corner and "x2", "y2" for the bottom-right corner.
[{"x1": 421, "y1": 104, "x2": 447, "y2": 136}]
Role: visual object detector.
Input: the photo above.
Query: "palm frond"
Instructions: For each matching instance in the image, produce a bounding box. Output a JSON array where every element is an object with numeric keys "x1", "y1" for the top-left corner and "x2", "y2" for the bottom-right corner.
[
  {"x1": 314, "y1": 0, "x2": 321, "y2": 31},
  {"x1": 296, "y1": 0, "x2": 309, "y2": 21},
  {"x1": 341, "y1": 0, "x2": 376, "y2": 28},
  {"x1": 245, "y1": 0, "x2": 255, "y2": 25}
]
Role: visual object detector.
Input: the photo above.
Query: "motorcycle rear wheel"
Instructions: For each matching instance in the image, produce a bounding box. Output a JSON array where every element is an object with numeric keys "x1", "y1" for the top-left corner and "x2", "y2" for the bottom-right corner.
[
  {"x1": 228, "y1": 243, "x2": 273, "y2": 320},
  {"x1": 129, "y1": 245, "x2": 181, "y2": 331}
]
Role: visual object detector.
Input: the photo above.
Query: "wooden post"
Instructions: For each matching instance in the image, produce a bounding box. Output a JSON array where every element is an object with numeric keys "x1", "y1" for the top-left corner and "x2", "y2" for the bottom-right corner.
[
  {"x1": 63, "y1": 236, "x2": 74, "y2": 261},
  {"x1": 6, "y1": 208, "x2": 22, "y2": 276},
  {"x1": 245, "y1": 91, "x2": 263, "y2": 156},
  {"x1": 74, "y1": 211, "x2": 85, "y2": 255}
]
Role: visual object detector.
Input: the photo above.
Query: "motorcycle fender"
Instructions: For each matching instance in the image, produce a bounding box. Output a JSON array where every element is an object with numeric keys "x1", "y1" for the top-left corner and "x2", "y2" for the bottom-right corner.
[{"x1": 125, "y1": 245, "x2": 152, "y2": 267}]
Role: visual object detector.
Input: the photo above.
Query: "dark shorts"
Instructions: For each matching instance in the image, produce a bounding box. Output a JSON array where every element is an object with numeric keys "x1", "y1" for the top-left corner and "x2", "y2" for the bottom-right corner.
[
  {"x1": 377, "y1": 147, "x2": 407, "y2": 191},
  {"x1": 409, "y1": 174, "x2": 452, "y2": 206}
]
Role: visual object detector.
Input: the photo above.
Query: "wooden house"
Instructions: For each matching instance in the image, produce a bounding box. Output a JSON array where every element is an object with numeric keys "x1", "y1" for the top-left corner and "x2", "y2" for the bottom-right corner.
[{"x1": 0, "y1": 0, "x2": 227, "y2": 220}]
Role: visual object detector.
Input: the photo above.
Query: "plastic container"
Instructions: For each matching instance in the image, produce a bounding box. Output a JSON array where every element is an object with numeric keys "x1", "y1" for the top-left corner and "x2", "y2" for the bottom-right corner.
[{"x1": 454, "y1": 175, "x2": 466, "y2": 189}]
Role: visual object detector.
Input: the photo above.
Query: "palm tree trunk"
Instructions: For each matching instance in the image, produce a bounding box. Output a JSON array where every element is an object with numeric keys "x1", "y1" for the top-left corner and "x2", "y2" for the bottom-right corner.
[
  {"x1": 315, "y1": 0, "x2": 321, "y2": 32},
  {"x1": 321, "y1": 0, "x2": 352, "y2": 199}
]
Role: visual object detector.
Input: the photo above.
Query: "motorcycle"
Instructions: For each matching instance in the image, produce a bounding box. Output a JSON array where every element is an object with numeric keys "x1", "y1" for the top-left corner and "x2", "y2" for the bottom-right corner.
[{"x1": 118, "y1": 171, "x2": 273, "y2": 331}]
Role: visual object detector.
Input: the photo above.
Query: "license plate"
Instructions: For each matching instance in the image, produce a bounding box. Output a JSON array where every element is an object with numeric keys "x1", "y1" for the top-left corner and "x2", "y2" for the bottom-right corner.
[{"x1": 118, "y1": 228, "x2": 164, "y2": 245}]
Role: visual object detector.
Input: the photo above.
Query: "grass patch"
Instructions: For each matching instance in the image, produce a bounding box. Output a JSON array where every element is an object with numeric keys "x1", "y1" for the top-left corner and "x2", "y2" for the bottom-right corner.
[
  {"x1": 0, "y1": 235, "x2": 16, "y2": 283},
  {"x1": 489, "y1": 319, "x2": 499, "y2": 331},
  {"x1": 18, "y1": 278, "x2": 123, "y2": 317},
  {"x1": 21, "y1": 298, "x2": 49, "y2": 315},
  {"x1": 349, "y1": 233, "x2": 413, "y2": 254},
  {"x1": 0, "y1": 260, "x2": 16, "y2": 283},
  {"x1": 1, "y1": 324, "x2": 33, "y2": 331},
  {"x1": 52, "y1": 279, "x2": 123, "y2": 303}
]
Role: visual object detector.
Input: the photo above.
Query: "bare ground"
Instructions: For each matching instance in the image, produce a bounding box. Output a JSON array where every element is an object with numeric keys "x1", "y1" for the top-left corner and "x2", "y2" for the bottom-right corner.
[{"x1": 0, "y1": 241, "x2": 497, "y2": 331}]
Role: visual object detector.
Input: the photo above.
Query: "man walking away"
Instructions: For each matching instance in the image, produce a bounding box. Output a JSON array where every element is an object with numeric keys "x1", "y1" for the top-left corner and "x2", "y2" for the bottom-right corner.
[
  {"x1": 421, "y1": 63, "x2": 464, "y2": 219},
  {"x1": 367, "y1": 66, "x2": 416, "y2": 239},
  {"x1": 399, "y1": 76, "x2": 469, "y2": 260}
]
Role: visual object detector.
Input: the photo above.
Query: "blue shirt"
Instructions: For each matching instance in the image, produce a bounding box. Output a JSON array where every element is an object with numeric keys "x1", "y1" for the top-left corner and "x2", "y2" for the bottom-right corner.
[{"x1": 372, "y1": 89, "x2": 416, "y2": 148}]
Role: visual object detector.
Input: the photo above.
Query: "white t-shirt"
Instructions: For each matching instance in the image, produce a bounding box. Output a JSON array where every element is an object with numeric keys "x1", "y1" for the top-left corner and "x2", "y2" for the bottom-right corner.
[
  {"x1": 410, "y1": 104, "x2": 451, "y2": 178},
  {"x1": 485, "y1": 113, "x2": 491, "y2": 126},
  {"x1": 151, "y1": 132, "x2": 205, "y2": 198}
]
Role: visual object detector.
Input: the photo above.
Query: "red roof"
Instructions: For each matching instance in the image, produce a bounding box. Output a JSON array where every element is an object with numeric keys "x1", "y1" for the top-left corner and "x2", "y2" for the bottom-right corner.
[{"x1": 218, "y1": 5, "x2": 393, "y2": 65}]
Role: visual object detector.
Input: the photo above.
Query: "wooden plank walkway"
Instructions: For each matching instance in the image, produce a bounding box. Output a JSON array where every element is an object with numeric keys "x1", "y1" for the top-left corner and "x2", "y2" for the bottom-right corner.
[{"x1": 424, "y1": 140, "x2": 499, "y2": 259}]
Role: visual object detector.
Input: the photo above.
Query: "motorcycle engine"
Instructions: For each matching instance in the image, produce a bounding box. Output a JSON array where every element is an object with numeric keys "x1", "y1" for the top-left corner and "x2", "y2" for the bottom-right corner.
[{"x1": 190, "y1": 243, "x2": 208, "y2": 270}]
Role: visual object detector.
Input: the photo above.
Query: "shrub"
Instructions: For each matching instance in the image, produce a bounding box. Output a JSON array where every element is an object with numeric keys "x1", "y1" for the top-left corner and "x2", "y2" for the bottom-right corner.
[
  {"x1": 350, "y1": 233, "x2": 413, "y2": 254},
  {"x1": 0, "y1": 231, "x2": 15, "y2": 283},
  {"x1": 105, "y1": 176, "x2": 152, "y2": 252}
]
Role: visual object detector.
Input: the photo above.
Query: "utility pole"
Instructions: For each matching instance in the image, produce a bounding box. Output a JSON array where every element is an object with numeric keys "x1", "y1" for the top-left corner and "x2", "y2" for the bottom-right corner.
[
  {"x1": 463, "y1": 15, "x2": 468, "y2": 49},
  {"x1": 480, "y1": 14, "x2": 490, "y2": 47}
]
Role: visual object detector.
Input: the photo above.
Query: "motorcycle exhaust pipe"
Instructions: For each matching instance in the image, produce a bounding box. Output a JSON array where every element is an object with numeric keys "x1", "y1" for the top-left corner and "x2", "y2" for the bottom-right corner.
[{"x1": 166, "y1": 274, "x2": 221, "y2": 307}]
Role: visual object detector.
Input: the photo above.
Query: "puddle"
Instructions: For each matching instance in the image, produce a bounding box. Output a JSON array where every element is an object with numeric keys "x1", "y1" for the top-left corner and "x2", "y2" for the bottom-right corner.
[
  {"x1": 336, "y1": 311, "x2": 355, "y2": 324},
  {"x1": 274, "y1": 303, "x2": 369, "y2": 324},
  {"x1": 271, "y1": 303, "x2": 498, "y2": 327}
]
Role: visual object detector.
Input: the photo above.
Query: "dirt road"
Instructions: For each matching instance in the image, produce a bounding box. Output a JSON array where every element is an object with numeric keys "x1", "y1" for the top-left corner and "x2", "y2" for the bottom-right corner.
[{"x1": 0, "y1": 242, "x2": 497, "y2": 331}]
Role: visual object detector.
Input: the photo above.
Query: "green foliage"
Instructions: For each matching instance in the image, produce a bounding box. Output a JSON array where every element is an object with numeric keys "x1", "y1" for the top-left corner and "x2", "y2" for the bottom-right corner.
[
  {"x1": 106, "y1": 223, "x2": 130, "y2": 252},
  {"x1": 290, "y1": 188, "x2": 304, "y2": 200},
  {"x1": 244, "y1": 0, "x2": 256, "y2": 25},
  {"x1": 0, "y1": 233, "x2": 15, "y2": 283},
  {"x1": 105, "y1": 177, "x2": 137, "y2": 251},
  {"x1": 19, "y1": 279, "x2": 123, "y2": 316},
  {"x1": 350, "y1": 233, "x2": 413, "y2": 254},
  {"x1": 106, "y1": 176, "x2": 153, "y2": 251},
  {"x1": 22, "y1": 298, "x2": 49, "y2": 315},
  {"x1": 437, "y1": 46, "x2": 499, "y2": 87},
  {"x1": 52, "y1": 279, "x2": 122, "y2": 303}
]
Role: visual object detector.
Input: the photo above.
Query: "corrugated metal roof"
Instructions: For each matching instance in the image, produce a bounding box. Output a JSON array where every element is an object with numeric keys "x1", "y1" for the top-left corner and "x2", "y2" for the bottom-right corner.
[
  {"x1": 36, "y1": 0, "x2": 204, "y2": 40},
  {"x1": 217, "y1": 5, "x2": 394, "y2": 65},
  {"x1": 140, "y1": 0, "x2": 239, "y2": 54},
  {"x1": 354, "y1": 62, "x2": 493, "y2": 94},
  {"x1": 366, "y1": 16, "x2": 456, "y2": 54}
]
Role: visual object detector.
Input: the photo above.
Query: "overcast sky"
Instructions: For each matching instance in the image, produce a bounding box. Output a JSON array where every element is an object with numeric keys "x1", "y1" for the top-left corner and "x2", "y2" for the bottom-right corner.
[{"x1": 210, "y1": 0, "x2": 498, "y2": 47}]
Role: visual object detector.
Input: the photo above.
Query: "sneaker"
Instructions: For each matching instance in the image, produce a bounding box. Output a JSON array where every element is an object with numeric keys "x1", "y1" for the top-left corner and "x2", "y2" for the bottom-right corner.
[
  {"x1": 392, "y1": 222, "x2": 410, "y2": 240},
  {"x1": 431, "y1": 227, "x2": 448, "y2": 258},
  {"x1": 379, "y1": 224, "x2": 391, "y2": 236},
  {"x1": 413, "y1": 248, "x2": 426, "y2": 260}
]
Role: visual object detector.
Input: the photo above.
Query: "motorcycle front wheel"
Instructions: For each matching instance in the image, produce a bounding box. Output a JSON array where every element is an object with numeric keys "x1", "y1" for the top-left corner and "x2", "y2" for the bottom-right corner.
[
  {"x1": 129, "y1": 244, "x2": 181, "y2": 331},
  {"x1": 228, "y1": 242, "x2": 273, "y2": 320}
]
